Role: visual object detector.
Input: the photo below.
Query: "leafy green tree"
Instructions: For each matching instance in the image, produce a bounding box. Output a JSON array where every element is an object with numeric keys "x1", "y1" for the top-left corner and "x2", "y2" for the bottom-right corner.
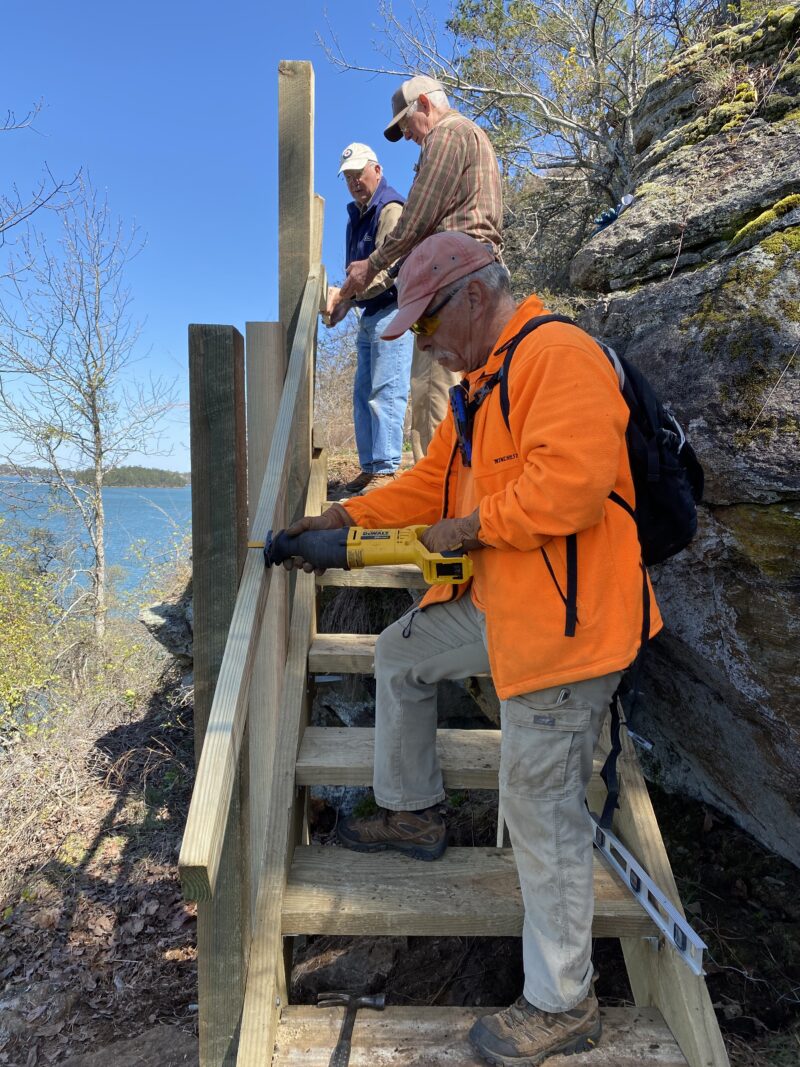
[
  {"x1": 0, "y1": 521, "x2": 56, "y2": 734},
  {"x1": 323, "y1": 0, "x2": 724, "y2": 200}
]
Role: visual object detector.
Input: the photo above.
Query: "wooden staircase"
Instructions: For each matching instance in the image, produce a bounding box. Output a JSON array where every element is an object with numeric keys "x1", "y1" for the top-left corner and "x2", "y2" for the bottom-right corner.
[
  {"x1": 266, "y1": 509, "x2": 727, "y2": 1064},
  {"x1": 180, "y1": 442, "x2": 729, "y2": 1065}
]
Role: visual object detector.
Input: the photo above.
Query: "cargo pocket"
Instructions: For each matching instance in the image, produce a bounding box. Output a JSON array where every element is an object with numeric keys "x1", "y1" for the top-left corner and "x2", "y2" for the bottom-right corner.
[{"x1": 500, "y1": 687, "x2": 592, "y2": 800}]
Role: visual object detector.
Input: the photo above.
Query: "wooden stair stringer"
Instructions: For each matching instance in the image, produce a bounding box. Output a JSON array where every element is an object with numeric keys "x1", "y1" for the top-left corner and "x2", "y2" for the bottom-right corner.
[
  {"x1": 608, "y1": 726, "x2": 730, "y2": 1067},
  {"x1": 236, "y1": 455, "x2": 327, "y2": 1067}
]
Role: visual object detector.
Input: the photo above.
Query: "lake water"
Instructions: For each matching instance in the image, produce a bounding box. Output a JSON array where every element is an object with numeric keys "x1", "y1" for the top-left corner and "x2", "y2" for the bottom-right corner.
[{"x1": 0, "y1": 479, "x2": 192, "y2": 605}]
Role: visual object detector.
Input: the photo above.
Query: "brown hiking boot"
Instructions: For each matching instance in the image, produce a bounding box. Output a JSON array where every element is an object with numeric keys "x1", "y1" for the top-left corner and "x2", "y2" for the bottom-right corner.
[
  {"x1": 343, "y1": 470, "x2": 375, "y2": 493},
  {"x1": 337, "y1": 805, "x2": 447, "y2": 861},
  {"x1": 469, "y1": 988, "x2": 601, "y2": 1066},
  {"x1": 358, "y1": 472, "x2": 398, "y2": 494}
]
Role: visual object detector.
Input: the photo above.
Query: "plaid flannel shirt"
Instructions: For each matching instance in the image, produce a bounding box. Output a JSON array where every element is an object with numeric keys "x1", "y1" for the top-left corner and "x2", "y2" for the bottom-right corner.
[{"x1": 368, "y1": 112, "x2": 503, "y2": 274}]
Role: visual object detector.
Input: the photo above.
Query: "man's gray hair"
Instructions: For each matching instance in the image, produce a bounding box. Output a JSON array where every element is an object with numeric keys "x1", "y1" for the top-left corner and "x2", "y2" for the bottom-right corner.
[
  {"x1": 425, "y1": 88, "x2": 450, "y2": 110},
  {"x1": 464, "y1": 261, "x2": 511, "y2": 294}
]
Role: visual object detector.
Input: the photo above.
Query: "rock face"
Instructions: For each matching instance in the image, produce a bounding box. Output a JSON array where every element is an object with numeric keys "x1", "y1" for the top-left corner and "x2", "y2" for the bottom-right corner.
[
  {"x1": 140, "y1": 579, "x2": 194, "y2": 666},
  {"x1": 570, "y1": 8, "x2": 800, "y2": 863}
]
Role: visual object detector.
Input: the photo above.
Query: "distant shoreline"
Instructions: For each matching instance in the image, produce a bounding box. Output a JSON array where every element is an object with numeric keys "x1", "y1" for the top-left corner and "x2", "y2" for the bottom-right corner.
[{"x1": 0, "y1": 467, "x2": 190, "y2": 490}]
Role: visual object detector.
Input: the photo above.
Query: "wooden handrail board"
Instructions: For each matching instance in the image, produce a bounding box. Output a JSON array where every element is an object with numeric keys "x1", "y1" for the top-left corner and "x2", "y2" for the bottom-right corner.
[
  {"x1": 281, "y1": 846, "x2": 654, "y2": 938},
  {"x1": 273, "y1": 1005, "x2": 688, "y2": 1066},
  {"x1": 179, "y1": 267, "x2": 323, "y2": 903},
  {"x1": 296, "y1": 726, "x2": 605, "y2": 789},
  {"x1": 236, "y1": 453, "x2": 328, "y2": 1065}
]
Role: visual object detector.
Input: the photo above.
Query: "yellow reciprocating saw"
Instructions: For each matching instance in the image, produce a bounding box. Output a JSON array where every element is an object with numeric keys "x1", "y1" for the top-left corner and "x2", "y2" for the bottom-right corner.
[{"x1": 260, "y1": 525, "x2": 473, "y2": 585}]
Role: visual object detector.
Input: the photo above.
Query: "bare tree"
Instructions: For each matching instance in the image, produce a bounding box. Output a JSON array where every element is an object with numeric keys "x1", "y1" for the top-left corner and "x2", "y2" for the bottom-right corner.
[
  {"x1": 315, "y1": 316, "x2": 359, "y2": 450},
  {"x1": 0, "y1": 177, "x2": 177, "y2": 640},
  {"x1": 321, "y1": 0, "x2": 724, "y2": 200},
  {"x1": 2, "y1": 102, "x2": 74, "y2": 245}
]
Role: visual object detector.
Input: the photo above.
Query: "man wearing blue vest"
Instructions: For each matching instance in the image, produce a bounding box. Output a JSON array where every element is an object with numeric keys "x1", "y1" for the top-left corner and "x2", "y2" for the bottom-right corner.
[{"x1": 326, "y1": 143, "x2": 415, "y2": 495}]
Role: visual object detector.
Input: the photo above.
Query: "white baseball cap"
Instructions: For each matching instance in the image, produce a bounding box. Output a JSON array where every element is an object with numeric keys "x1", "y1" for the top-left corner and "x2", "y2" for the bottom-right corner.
[{"x1": 338, "y1": 142, "x2": 379, "y2": 174}]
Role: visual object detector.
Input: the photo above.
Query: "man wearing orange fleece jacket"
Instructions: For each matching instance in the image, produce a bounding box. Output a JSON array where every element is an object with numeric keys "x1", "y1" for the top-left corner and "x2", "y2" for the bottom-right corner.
[{"x1": 285, "y1": 233, "x2": 661, "y2": 1066}]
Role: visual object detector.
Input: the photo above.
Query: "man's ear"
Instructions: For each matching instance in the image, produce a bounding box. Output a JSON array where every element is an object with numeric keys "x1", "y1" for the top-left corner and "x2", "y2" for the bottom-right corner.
[
  {"x1": 374, "y1": 163, "x2": 383, "y2": 179},
  {"x1": 465, "y1": 280, "x2": 484, "y2": 316},
  {"x1": 417, "y1": 93, "x2": 432, "y2": 115}
]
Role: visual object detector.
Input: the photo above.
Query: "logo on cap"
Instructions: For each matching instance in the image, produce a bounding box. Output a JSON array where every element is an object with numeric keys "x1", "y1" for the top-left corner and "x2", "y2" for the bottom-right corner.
[{"x1": 342, "y1": 148, "x2": 352, "y2": 160}]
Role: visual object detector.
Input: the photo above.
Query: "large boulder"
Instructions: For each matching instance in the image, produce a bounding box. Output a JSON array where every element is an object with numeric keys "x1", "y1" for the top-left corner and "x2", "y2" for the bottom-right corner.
[{"x1": 570, "y1": 9, "x2": 800, "y2": 864}]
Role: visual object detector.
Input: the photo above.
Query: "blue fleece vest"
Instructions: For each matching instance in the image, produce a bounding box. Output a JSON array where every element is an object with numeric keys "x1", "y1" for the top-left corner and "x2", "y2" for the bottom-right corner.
[{"x1": 346, "y1": 177, "x2": 405, "y2": 315}]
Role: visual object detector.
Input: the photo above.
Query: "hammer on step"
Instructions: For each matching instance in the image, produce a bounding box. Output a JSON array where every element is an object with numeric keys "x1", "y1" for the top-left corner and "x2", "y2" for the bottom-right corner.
[{"x1": 316, "y1": 991, "x2": 386, "y2": 1067}]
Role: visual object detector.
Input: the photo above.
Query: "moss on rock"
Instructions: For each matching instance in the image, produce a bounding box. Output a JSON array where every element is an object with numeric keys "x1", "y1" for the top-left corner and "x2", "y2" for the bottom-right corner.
[{"x1": 730, "y1": 195, "x2": 800, "y2": 246}]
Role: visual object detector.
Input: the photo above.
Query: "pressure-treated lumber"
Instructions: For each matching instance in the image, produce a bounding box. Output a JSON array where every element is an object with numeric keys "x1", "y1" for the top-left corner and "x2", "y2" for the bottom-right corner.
[
  {"x1": 272, "y1": 1005, "x2": 688, "y2": 1066},
  {"x1": 282, "y1": 846, "x2": 654, "y2": 938},
  {"x1": 308, "y1": 633, "x2": 489, "y2": 676},
  {"x1": 180, "y1": 269, "x2": 322, "y2": 903},
  {"x1": 610, "y1": 728, "x2": 730, "y2": 1067},
  {"x1": 245, "y1": 321, "x2": 289, "y2": 936},
  {"x1": 295, "y1": 726, "x2": 605, "y2": 789},
  {"x1": 235, "y1": 455, "x2": 328, "y2": 1067},
  {"x1": 316, "y1": 564, "x2": 427, "y2": 589},
  {"x1": 308, "y1": 633, "x2": 378, "y2": 674},
  {"x1": 189, "y1": 324, "x2": 248, "y2": 1067}
]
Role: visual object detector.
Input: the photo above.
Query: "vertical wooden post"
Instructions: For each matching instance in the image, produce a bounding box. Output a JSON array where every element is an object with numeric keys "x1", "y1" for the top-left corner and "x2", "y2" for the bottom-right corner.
[
  {"x1": 245, "y1": 321, "x2": 289, "y2": 931},
  {"x1": 278, "y1": 60, "x2": 314, "y2": 522},
  {"x1": 189, "y1": 324, "x2": 248, "y2": 1067}
]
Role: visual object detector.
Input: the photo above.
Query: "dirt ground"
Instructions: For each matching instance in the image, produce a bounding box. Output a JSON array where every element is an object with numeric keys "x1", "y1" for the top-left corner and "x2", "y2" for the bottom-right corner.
[{"x1": 1, "y1": 495, "x2": 798, "y2": 1064}]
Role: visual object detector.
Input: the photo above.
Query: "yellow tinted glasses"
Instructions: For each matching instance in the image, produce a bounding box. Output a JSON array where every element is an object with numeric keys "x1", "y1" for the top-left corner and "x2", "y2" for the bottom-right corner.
[{"x1": 410, "y1": 287, "x2": 461, "y2": 337}]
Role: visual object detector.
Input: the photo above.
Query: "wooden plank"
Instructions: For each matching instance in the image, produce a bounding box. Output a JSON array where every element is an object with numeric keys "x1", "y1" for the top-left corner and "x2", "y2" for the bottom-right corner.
[
  {"x1": 180, "y1": 269, "x2": 322, "y2": 903},
  {"x1": 278, "y1": 60, "x2": 314, "y2": 523},
  {"x1": 236, "y1": 455, "x2": 328, "y2": 1067},
  {"x1": 316, "y1": 564, "x2": 427, "y2": 589},
  {"x1": 190, "y1": 325, "x2": 249, "y2": 752},
  {"x1": 278, "y1": 61, "x2": 313, "y2": 355},
  {"x1": 309, "y1": 633, "x2": 377, "y2": 674},
  {"x1": 245, "y1": 322, "x2": 289, "y2": 936},
  {"x1": 295, "y1": 727, "x2": 606, "y2": 789},
  {"x1": 607, "y1": 729, "x2": 730, "y2": 1067},
  {"x1": 189, "y1": 324, "x2": 248, "y2": 1067},
  {"x1": 308, "y1": 634, "x2": 490, "y2": 676},
  {"x1": 281, "y1": 846, "x2": 654, "y2": 938},
  {"x1": 273, "y1": 1005, "x2": 688, "y2": 1066}
]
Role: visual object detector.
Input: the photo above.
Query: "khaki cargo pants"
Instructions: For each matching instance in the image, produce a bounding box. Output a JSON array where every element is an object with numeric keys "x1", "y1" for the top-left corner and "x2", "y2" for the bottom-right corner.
[
  {"x1": 409, "y1": 343, "x2": 460, "y2": 462},
  {"x1": 373, "y1": 594, "x2": 621, "y2": 1013}
]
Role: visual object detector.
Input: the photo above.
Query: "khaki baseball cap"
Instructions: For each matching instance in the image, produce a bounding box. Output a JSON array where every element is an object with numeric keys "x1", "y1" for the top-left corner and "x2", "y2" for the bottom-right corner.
[
  {"x1": 381, "y1": 232, "x2": 494, "y2": 339},
  {"x1": 384, "y1": 75, "x2": 445, "y2": 142},
  {"x1": 338, "y1": 142, "x2": 379, "y2": 174}
]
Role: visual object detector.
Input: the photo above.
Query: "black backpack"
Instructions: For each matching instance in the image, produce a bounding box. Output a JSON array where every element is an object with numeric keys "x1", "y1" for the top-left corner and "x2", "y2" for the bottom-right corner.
[
  {"x1": 494, "y1": 314, "x2": 704, "y2": 568},
  {"x1": 493, "y1": 315, "x2": 705, "y2": 826}
]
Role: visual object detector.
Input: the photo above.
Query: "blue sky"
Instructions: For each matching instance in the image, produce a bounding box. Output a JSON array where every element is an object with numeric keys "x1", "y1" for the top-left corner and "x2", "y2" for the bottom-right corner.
[{"x1": 3, "y1": 0, "x2": 455, "y2": 471}]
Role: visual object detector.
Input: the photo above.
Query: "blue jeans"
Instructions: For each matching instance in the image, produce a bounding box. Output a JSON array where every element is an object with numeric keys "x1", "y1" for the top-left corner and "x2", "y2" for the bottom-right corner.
[{"x1": 353, "y1": 304, "x2": 414, "y2": 474}]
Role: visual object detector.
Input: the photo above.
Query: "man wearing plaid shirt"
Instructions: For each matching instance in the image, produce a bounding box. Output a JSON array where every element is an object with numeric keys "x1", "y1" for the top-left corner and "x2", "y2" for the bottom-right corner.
[{"x1": 337, "y1": 75, "x2": 504, "y2": 462}]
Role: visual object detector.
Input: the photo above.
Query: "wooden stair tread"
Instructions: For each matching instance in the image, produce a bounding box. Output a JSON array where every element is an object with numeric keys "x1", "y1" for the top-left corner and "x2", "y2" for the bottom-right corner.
[
  {"x1": 296, "y1": 726, "x2": 603, "y2": 789},
  {"x1": 316, "y1": 564, "x2": 427, "y2": 589},
  {"x1": 281, "y1": 846, "x2": 654, "y2": 938},
  {"x1": 310, "y1": 633, "x2": 489, "y2": 677},
  {"x1": 310, "y1": 633, "x2": 378, "y2": 674},
  {"x1": 273, "y1": 1005, "x2": 688, "y2": 1065}
]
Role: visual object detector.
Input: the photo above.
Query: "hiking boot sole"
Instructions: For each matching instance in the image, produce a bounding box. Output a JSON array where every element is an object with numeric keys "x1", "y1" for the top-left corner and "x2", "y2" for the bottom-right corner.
[
  {"x1": 469, "y1": 1020, "x2": 602, "y2": 1066},
  {"x1": 336, "y1": 831, "x2": 447, "y2": 862}
]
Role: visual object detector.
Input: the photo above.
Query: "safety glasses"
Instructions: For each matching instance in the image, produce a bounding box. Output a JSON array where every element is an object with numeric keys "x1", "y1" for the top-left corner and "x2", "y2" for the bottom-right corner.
[{"x1": 410, "y1": 287, "x2": 461, "y2": 337}]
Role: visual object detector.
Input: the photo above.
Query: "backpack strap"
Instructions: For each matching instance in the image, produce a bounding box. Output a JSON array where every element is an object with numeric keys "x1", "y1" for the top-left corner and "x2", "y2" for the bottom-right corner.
[{"x1": 495, "y1": 314, "x2": 576, "y2": 431}]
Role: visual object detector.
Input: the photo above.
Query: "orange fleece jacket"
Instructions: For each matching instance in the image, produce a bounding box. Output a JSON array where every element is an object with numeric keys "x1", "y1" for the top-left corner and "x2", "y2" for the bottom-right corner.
[{"x1": 343, "y1": 295, "x2": 662, "y2": 698}]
